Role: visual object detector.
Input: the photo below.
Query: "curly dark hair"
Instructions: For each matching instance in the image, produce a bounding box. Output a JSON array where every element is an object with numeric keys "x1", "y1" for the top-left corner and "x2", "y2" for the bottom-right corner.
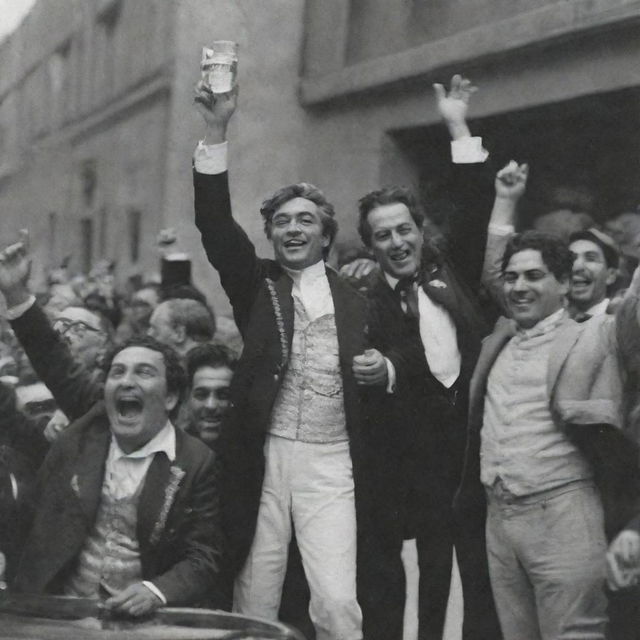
[
  {"x1": 186, "y1": 343, "x2": 237, "y2": 386},
  {"x1": 259, "y1": 183, "x2": 337, "y2": 258},
  {"x1": 357, "y1": 186, "x2": 425, "y2": 248},
  {"x1": 102, "y1": 335, "x2": 187, "y2": 416},
  {"x1": 501, "y1": 231, "x2": 574, "y2": 282}
]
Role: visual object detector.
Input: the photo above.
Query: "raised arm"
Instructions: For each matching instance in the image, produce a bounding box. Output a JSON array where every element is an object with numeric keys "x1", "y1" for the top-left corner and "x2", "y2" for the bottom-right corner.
[
  {"x1": 0, "y1": 235, "x2": 102, "y2": 420},
  {"x1": 193, "y1": 83, "x2": 267, "y2": 335},
  {"x1": 433, "y1": 75, "x2": 494, "y2": 289},
  {"x1": 482, "y1": 161, "x2": 528, "y2": 311}
]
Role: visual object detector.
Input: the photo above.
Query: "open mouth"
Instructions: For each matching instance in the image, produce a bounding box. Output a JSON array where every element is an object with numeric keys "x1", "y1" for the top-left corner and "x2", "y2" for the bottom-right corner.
[
  {"x1": 571, "y1": 277, "x2": 591, "y2": 290},
  {"x1": 389, "y1": 249, "x2": 410, "y2": 262},
  {"x1": 116, "y1": 397, "x2": 143, "y2": 421},
  {"x1": 511, "y1": 297, "x2": 533, "y2": 310},
  {"x1": 284, "y1": 239, "x2": 307, "y2": 249}
]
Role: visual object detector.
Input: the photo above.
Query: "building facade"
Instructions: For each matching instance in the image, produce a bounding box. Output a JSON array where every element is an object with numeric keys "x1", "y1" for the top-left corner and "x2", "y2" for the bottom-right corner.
[{"x1": 1, "y1": 0, "x2": 639, "y2": 314}]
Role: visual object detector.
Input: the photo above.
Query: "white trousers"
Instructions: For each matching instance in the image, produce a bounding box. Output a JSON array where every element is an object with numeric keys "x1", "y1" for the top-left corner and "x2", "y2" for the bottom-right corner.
[{"x1": 234, "y1": 434, "x2": 363, "y2": 640}]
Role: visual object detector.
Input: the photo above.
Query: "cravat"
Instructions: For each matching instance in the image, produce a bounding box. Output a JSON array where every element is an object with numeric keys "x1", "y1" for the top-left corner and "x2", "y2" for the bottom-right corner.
[
  {"x1": 396, "y1": 278, "x2": 420, "y2": 320},
  {"x1": 573, "y1": 311, "x2": 592, "y2": 323}
]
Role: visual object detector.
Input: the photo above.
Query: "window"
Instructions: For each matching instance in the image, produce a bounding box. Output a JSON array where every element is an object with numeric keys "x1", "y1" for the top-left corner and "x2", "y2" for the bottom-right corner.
[
  {"x1": 98, "y1": 206, "x2": 108, "y2": 258},
  {"x1": 48, "y1": 212, "x2": 57, "y2": 264},
  {"x1": 49, "y1": 41, "x2": 70, "y2": 126},
  {"x1": 95, "y1": 0, "x2": 121, "y2": 101},
  {"x1": 80, "y1": 218, "x2": 94, "y2": 274},
  {"x1": 81, "y1": 159, "x2": 97, "y2": 207},
  {"x1": 128, "y1": 209, "x2": 141, "y2": 263}
]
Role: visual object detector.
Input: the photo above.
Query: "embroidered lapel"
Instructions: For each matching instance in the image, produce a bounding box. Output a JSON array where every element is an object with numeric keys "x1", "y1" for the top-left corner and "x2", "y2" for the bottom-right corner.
[
  {"x1": 137, "y1": 451, "x2": 173, "y2": 546},
  {"x1": 265, "y1": 272, "x2": 294, "y2": 367}
]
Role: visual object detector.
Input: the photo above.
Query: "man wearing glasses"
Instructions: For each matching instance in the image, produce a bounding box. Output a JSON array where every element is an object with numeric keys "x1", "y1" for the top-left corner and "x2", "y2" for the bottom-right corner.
[{"x1": 52, "y1": 305, "x2": 113, "y2": 374}]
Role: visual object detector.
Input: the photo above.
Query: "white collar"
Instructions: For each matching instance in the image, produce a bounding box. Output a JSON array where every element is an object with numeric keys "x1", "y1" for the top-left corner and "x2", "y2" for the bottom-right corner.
[
  {"x1": 110, "y1": 421, "x2": 176, "y2": 462},
  {"x1": 384, "y1": 273, "x2": 399, "y2": 290},
  {"x1": 282, "y1": 259, "x2": 327, "y2": 286},
  {"x1": 517, "y1": 307, "x2": 567, "y2": 339},
  {"x1": 584, "y1": 298, "x2": 610, "y2": 317}
]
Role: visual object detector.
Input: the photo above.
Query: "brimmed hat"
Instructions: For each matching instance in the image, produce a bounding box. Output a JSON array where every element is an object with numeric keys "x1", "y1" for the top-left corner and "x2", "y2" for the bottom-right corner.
[{"x1": 569, "y1": 228, "x2": 620, "y2": 269}]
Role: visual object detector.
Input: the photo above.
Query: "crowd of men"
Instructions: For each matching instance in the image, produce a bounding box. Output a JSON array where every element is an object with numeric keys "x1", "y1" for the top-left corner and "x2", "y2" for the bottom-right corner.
[{"x1": 0, "y1": 73, "x2": 639, "y2": 640}]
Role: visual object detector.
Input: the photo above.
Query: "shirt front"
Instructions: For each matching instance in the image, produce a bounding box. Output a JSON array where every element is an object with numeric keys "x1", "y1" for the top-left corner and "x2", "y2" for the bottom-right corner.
[
  {"x1": 67, "y1": 422, "x2": 176, "y2": 604},
  {"x1": 105, "y1": 421, "x2": 176, "y2": 500},
  {"x1": 283, "y1": 259, "x2": 334, "y2": 321},
  {"x1": 384, "y1": 273, "x2": 461, "y2": 389},
  {"x1": 481, "y1": 309, "x2": 592, "y2": 495}
]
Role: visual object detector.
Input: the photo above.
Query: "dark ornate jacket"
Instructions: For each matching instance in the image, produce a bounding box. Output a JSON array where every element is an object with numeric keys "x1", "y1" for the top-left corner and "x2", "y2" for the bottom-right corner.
[{"x1": 193, "y1": 170, "x2": 371, "y2": 575}]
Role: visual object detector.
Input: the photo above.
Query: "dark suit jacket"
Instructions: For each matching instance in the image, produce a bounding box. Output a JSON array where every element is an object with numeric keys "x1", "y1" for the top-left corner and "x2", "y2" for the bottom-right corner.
[
  {"x1": 8, "y1": 303, "x2": 224, "y2": 606},
  {"x1": 0, "y1": 382, "x2": 48, "y2": 581},
  {"x1": 194, "y1": 170, "x2": 370, "y2": 574},
  {"x1": 14, "y1": 408, "x2": 223, "y2": 606},
  {"x1": 362, "y1": 162, "x2": 491, "y2": 540}
]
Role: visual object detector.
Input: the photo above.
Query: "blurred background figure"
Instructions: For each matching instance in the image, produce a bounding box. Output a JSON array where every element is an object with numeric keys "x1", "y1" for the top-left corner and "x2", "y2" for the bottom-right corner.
[
  {"x1": 184, "y1": 343, "x2": 236, "y2": 449},
  {"x1": 14, "y1": 381, "x2": 56, "y2": 433}
]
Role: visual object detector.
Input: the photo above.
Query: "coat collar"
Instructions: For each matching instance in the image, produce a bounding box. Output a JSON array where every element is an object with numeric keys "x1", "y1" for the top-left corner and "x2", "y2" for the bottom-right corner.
[
  {"x1": 267, "y1": 264, "x2": 367, "y2": 365},
  {"x1": 469, "y1": 317, "x2": 516, "y2": 419},
  {"x1": 327, "y1": 268, "x2": 368, "y2": 363},
  {"x1": 72, "y1": 414, "x2": 186, "y2": 545},
  {"x1": 546, "y1": 315, "x2": 584, "y2": 395},
  {"x1": 267, "y1": 267, "x2": 294, "y2": 349},
  {"x1": 72, "y1": 411, "x2": 110, "y2": 524},
  {"x1": 469, "y1": 313, "x2": 581, "y2": 425}
]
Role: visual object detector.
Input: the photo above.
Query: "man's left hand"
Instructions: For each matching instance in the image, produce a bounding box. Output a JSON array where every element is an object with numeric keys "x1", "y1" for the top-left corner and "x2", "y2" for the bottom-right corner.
[
  {"x1": 105, "y1": 582, "x2": 163, "y2": 617},
  {"x1": 606, "y1": 530, "x2": 640, "y2": 590},
  {"x1": 353, "y1": 349, "x2": 388, "y2": 386}
]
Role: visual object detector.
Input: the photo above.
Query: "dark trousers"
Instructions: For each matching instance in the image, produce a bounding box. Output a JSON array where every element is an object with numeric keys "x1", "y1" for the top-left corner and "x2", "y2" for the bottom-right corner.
[
  {"x1": 359, "y1": 507, "x2": 500, "y2": 640},
  {"x1": 413, "y1": 493, "x2": 501, "y2": 640},
  {"x1": 607, "y1": 587, "x2": 640, "y2": 640},
  {"x1": 360, "y1": 391, "x2": 501, "y2": 640}
]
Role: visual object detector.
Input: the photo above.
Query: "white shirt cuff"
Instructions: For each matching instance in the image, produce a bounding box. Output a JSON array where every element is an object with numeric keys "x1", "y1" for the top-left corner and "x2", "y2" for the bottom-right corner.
[
  {"x1": 142, "y1": 581, "x2": 167, "y2": 605},
  {"x1": 194, "y1": 140, "x2": 228, "y2": 175},
  {"x1": 384, "y1": 357, "x2": 396, "y2": 394},
  {"x1": 488, "y1": 223, "x2": 515, "y2": 236},
  {"x1": 5, "y1": 295, "x2": 36, "y2": 320},
  {"x1": 451, "y1": 137, "x2": 489, "y2": 164}
]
